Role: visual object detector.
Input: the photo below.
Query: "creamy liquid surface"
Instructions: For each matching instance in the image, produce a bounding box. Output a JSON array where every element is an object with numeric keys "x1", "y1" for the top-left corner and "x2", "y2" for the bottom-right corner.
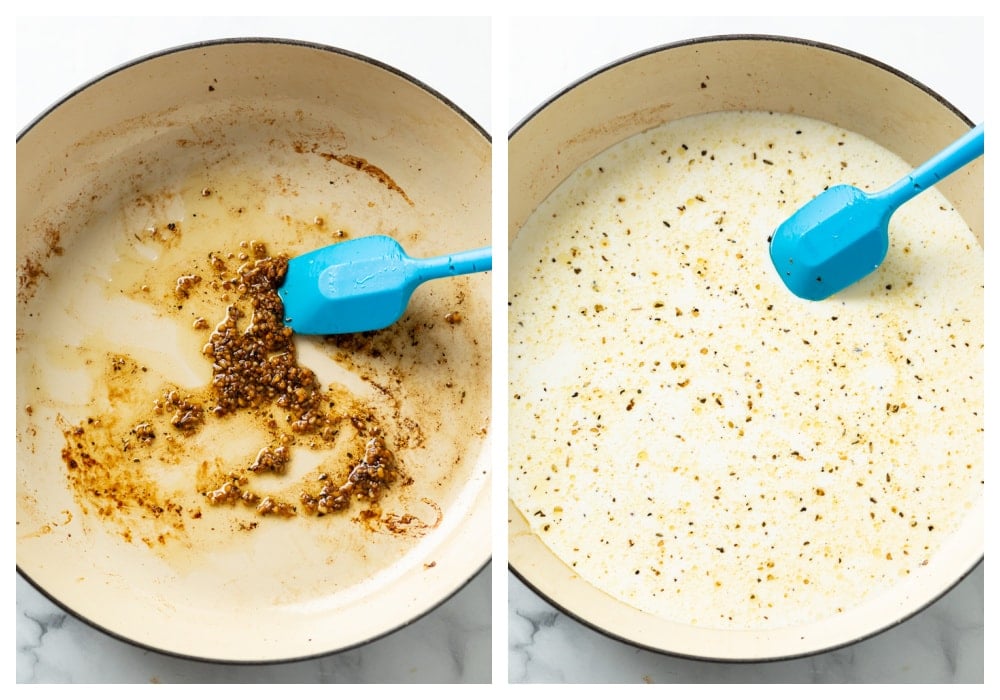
[{"x1": 509, "y1": 111, "x2": 983, "y2": 630}]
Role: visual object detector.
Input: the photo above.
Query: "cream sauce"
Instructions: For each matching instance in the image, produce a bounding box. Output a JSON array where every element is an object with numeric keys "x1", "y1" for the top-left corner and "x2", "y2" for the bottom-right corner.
[{"x1": 509, "y1": 111, "x2": 983, "y2": 630}]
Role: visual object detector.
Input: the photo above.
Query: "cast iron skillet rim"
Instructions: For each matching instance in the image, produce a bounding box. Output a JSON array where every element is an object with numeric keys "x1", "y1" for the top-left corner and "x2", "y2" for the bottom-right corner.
[
  {"x1": 17, "y1": 35, "x2": 491, "y2": 667},
  {"x1": 508, "y1": 33, "x2": 975, "y2": 139},
  {"x1": 507, "y1": 32, "x2": 980, "y2": 663},
  {"x1": 17, "y1": 36, "x2": 491, "y2": 144}
]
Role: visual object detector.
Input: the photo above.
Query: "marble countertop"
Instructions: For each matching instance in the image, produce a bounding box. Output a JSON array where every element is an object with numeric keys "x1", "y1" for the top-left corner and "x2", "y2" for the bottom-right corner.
[
  {"x1": 508, "y1": 563, "x2": 983, "y2": 683},
  {"x1": 18, "y1": 565, "x2": 491, "y2": 683}
]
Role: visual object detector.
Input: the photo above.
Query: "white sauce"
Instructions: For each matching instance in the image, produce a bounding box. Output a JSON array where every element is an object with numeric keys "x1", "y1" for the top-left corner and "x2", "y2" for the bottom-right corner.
[{"x1": 509, "y1": 111, "x2": 983, "y2": 629}]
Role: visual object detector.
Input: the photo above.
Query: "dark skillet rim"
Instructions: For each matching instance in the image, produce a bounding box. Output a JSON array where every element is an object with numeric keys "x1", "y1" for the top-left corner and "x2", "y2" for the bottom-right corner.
[
  {"x1": 507, "y1": 33, "x2": 981, "y2": 664},
  {"x1": 507, "y1": 560, "x2": 981, "y2": 665},
  {"x1": 17, "y1": 36, "x2": 491, "y2": 144},
  {"x1": 18, "y1": 559, "x2": 491, "y2": 667},
  {"x1": 509, "y1": 33, "x2": 975, "y2": 139},
  {"x1": 16, "y1": 36, "x2": 491, "y2": 667}
]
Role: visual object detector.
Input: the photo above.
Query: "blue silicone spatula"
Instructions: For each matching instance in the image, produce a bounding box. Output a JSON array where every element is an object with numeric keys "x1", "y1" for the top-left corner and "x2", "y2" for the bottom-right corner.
[
  {"x1": 277, "y1": 235, "x2": 491, "y2": 335},
  {"x1": 769, "y1": 122, "x2": 984, "y2": 301}
]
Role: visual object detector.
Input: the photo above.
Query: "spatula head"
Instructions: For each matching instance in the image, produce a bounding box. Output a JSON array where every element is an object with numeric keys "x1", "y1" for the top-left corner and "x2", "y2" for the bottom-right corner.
[
  {"x1": 278, "y1": 236, "x2": 416, "y2": 335},
  {"x1": 769, "y1": 184, "x2": 890, "y2": 301}
]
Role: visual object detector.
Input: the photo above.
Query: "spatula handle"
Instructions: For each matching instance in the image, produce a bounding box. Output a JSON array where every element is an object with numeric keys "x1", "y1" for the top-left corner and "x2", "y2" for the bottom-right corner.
[
  {"x1": 414, "y1": 246, "x2": 493, "y2": 282},
  {"x1": 880, "y1": 123, "x2": 984, "y2": 209}
]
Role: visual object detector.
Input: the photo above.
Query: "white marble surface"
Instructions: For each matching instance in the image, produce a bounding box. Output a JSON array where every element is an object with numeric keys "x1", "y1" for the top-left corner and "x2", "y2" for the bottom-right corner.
[
  {"x1": 506, "y1": 15, "x2": 984, "y2": 685},
  {"x1": 16, "y1": 15, "x2": 492, "y2": 685},
  {"x1": 508, "y1": 563, "x2": 983, "y2": 683},
  {"x1": 17, "y1": 565, "x2": 491, "y2": 683}
]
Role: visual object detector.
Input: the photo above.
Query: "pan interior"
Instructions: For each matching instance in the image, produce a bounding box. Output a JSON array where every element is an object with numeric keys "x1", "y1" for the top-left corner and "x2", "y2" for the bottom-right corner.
[
  {"x1": 16, "y1": 41, "x2": 491, "y2": 662},
  {"x1": 508, "y1": 37, "x2": 982, "y2": 660}
]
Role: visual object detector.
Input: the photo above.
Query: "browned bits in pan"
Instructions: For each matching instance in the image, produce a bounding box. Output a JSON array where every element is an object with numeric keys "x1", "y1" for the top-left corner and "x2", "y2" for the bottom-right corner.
[
  {"x1": 248, "y1": 446, "x2": 290, "y2": 474},
  {"x1": 300, "y1": 433, "x2": 397, "y2": 515},
  {"x1": 60, "y1": 239, "x2": 405, "y2": 532}
]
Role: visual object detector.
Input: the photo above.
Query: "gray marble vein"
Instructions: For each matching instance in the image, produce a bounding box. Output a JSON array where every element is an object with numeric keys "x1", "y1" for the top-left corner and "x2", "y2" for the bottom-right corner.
[
  {"x1": 16, "y1": 564, "x2": 490, "y2": 684},
  {"x1": 508, "y1": 561, "x2": 982, "y2": 683}
]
